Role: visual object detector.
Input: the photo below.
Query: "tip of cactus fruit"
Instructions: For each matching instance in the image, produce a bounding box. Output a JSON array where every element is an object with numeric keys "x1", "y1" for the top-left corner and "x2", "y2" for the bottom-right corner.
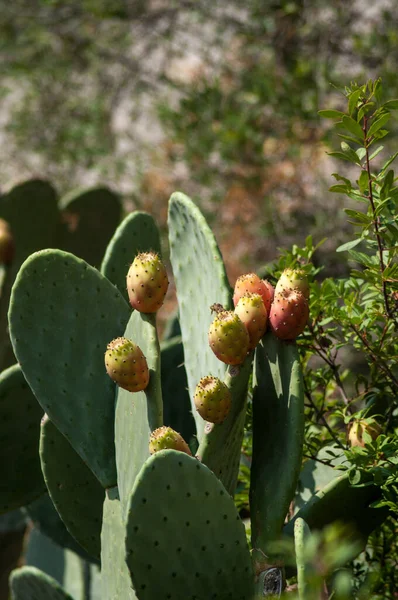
[{"x1": 149, "y1": 426, "x2": 192, "y2": 455}]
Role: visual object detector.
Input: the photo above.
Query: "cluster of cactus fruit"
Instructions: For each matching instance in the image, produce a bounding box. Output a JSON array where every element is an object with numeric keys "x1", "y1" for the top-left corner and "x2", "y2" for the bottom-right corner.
[
  {"x1": 105, "y1": 259, "x2": 310, "y2": 441},
  {"x1": 0, "y1": 189, "x2": 387, "y2": 600}
]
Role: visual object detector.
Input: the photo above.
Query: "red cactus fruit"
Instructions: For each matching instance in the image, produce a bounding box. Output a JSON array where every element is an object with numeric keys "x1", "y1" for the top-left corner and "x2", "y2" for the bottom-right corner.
[
  {"x1": 127, "y1": 251, "x2": 169, "y2": 313},
  {"x1": 269, "y1": 289, "x2": 309, "y2": 340},
  {"x1": 234, "y1": 293, "x2": 268, "y2": 350},
  {"x1": 233, "y1": 273, "x2": 273, "y2": 314}
]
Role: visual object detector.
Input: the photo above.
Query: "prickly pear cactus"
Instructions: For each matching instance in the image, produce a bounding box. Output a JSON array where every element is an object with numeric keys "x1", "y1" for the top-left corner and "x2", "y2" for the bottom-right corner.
[{"x1": 4, "y1": 187, "x2": 387, "y2": 600}]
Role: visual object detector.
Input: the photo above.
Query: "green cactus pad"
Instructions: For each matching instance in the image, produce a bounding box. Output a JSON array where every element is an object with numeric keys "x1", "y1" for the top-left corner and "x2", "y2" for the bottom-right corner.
[
  {"x1": 160, "y1": 336, "x2": 196, "y2": 448},
  {"x1": 0, "y1": 180, "x2": 58, "y2": 265},
  {"x1": 168, "y1": 192, "x2": 232, "y2": 443},
  {"x1": 0, "y1": 364, "x2": 45, "y2": 513},
  {"x1": 285, "y1": 472, "x2": 387, "y2": 542},
  {"x1": 26, "y1": 528, "x2": 102, "y2": 600},
  {"x1": 25, "y1": 494, "x2": 95, "y2": 563},
  {"x1": 101, "y1": 211, "x2": 161, "y2": 302},
  {"x1": 57, "y1": 186, "x2": 122, "y2": 267},
  {"x1": 101, "y1": 487, "x2": 137, "y2": 600},
  {"x1": 115, "y1": 310, "x2": 161, "y2": 516},
  {"x1": 196, "y1": 353, "x2": 253, "y2": 495},
  {"x1": 250, "y1": 332, "x2": 304, "y2": 553},
  {"x1": 9, "y1": 249, "x2": 131, "y2": 488},
  {"x1": 40, "y1": 417, "x2": 104, "y2": 561},
  {"x1": 294, "y1": 518, "x2": 311, "y2": 600},
  {"x1": 10, "y1": 566, "x2": 74, "y2": 600},
  {"x1": 0, "y1": 179, "x2": 59, "y2": 370},
  {"x1": 125, "y1": 450, "x2": 254, "y2": 600}
]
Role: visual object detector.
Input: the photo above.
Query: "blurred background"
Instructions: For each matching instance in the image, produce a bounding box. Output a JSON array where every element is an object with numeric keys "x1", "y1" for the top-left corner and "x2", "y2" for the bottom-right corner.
[{"x1": 1, "y1": 0, "x2": 398, "y2": 281}]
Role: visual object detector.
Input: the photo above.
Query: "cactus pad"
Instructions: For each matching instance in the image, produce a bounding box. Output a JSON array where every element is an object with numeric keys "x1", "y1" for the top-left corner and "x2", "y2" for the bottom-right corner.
[
  {"x1": 101, "y1": 211, "x2": 161, "y2": 302},
  {"x1": 250, "y1": 332, "x2": 304, "y2": 553},
  {"x1": 101, "y1": 488, "x2": 137, "y2": 600},
  {"x1": 25, "y1": 494, "x2": 95, "y2": 563},
  {"x1": 57, "y1": 186, "x2": 122, "y2": 267},
  {"x1": 115, "y1": 310, "x2": 161, "y2": 515},
  {"x1": 10, "y1": 566, "x2": 74, "y2": 600},
  {"x1": 9, "y1": 249, "x2": 130, "y2": 488},
  {"x1": 160, "y1": 336, "x2": 196, "y2": 447},
  {"x1": 40, "y1": 417, "x2": 104, "y2": 561},
  {"x1": 0, "y1": 180, "x2": 59, "y2": 370},
  {"x1": 125, "y1": 450, "x2": 254, "y2": 600},
  {"x1": 0, "y1": 364, "x2": 45, "y2": 513},
  {"x1": 168, "y1": 192, "x2": 231, "y2": 442}
]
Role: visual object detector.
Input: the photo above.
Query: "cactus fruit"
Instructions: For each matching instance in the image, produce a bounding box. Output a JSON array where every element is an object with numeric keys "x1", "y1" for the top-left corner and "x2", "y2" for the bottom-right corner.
[
  {"x1": 208, "y1": 310, "x2": 250, "y2": 365},
  {"x1": 269, "y1": 290, "x2": 309, "y2": 340},
  {"x1": 127, "y1": 251, "x2": 169, "y2": 313},
  {"x1": 234, "y1": 293, "x2": 268, "y2": 350},
  {"x1": 274, "y1": 268, "x2": 309, "y2": 299},
  {"x1": 348, "y1": 419, "x2": 382, "y2": 448},
  {"x1": 262, "y1": 279, "x2": 275, "y2": 308},
  {"x1": 194, "y1": 375, "x2": 232, "y2": 424},
  {"x1": 233, "y1": 272, "x2": 273, "y2": 315},
  {"x1": 105, "y1": 337, "x2": 149, "y2": 392},
  {"x1": 149, "y1": 426, "x2": 192, "y2": 455},
  {"x1": 0, "y1": 219, "x2": 14, "y2": 264}
]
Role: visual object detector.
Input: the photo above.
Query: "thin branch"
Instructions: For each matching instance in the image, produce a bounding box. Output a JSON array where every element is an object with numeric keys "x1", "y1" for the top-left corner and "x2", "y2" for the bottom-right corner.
[
  {"x1": 349, "y1": 323, "x2": 398, "y2": 390},
  {"x1": 363, "y1": 114, "x2": 393, "y2": 319},
  {"x1": 303, "y1": 380, "x2": 346, "y2": 451}
]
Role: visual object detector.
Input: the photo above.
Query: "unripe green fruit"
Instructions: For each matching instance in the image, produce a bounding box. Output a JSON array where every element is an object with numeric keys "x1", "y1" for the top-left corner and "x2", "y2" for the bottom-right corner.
[
  {"x1": 127, "y1": 251, "x2": 169, "y2": 313},
  {"x1": 208, "y1": 310, "x2": 249, "y2": 365},
  {"x1": 149, "y1": 426, "x2": 192, "y2": 455},
  {"x1": 194, "y1": 375, "x2": 231, "y2": 424},
  {"x1": 105, "y1": 337, "x2": 149, "y2": 392}
]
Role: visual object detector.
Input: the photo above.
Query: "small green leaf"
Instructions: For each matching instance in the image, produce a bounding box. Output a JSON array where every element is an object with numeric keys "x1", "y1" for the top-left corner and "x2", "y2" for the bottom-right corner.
[
  {"x1": 318, "y1": 109, "x2": 345, "y2": 119},
  {"x1": 327, "y1": 151, "x2": 360, "y2": 165},
  {"x1": 336, "y1": 239, "x2": 362, "y2": 253},
  {"x1": 344, "y1": 209, "x2": 371, "y2": 225},
  {"x1": 383, "y1": 99, "x2": 398, "y2": 110},
  {"x1": 380, "y1": 151, "x2": 398, "y2": 174},
  {"x1": 368, "y1": 113, "x2": 390, "y2": 138},
  {"x1": 356, "y1": 148, "x2": 366, "y2": 161},
  {"x1": 329, "y1": 184, "x2": 349, "y2": 194},
  {"x1": 368, "y1": 145, "x2": 384, "y2": 160},
  {"x1": 332, "y1": 173, "x2": 352, "y2": 187},
  {"x1": 358, "y1": 102, "x2": 375, "y2": 122},
  {"x1": 358, "y1": 170, "x2": 369, "y2": 193},
  {"x1": 349, "y1": 89, "x2": 362, "y2": 116},
  {"x1": 342, "y1": 115, "x2": 364, "y2": 140},
  {"x1": 380, "y1": 169, "x2": 394, "y2": 199}
]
